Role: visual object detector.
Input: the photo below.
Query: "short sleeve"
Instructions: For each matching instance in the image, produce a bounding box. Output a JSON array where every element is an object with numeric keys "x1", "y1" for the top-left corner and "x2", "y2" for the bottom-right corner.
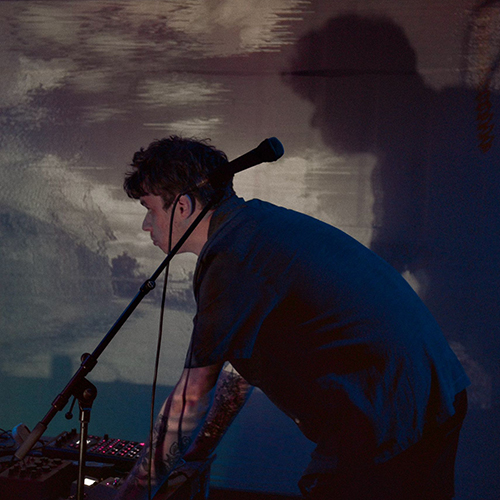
[{"x1": 185, "y1": 246, "x2": 281, "y2": 368}]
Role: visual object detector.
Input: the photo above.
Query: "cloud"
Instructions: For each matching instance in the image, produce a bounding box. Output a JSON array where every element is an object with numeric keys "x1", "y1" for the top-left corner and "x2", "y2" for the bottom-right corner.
[
  {"x1": 0, "y1": 147, "x2": 114, "y2": 253},
  {"x1": 0, "y1": 56, "x2": 72, "y2": 108},
  {"x1": 163, "y1": 0, "x2": 310, "y2": 54},
  {"x1": 136, "y1": 76, "x2": 229, "y2": 108},
  {"x1": 144, "y1": 116, "x2": 223, "y2": 134}
]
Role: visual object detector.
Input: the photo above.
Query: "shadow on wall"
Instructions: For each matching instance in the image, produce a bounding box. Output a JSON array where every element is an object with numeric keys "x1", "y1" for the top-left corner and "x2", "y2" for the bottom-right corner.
[
  {"x1": 283, "y1": 13, "x2": 499, "y2": 409},
  {"x1": 283, "y1": 13, "x2": 500, "y2": 500}
]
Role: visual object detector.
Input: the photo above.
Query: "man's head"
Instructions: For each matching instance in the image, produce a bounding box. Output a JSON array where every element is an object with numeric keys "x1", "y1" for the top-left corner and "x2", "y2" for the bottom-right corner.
[
  {"x1": 124, "y1": 135, "x2": 235, "y2": 209},
  {"x1": 125, "y1": 136, "x2": 235, "y2": 254}
]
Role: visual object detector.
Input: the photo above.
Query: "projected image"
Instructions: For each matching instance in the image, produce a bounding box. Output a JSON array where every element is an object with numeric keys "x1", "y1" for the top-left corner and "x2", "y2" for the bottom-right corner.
[
  {"x1": 0, "y1": 1, "x2": 498, "y2": 498},
  {"x1": 0, "y1": 0, "x2": 313, "y2": 385}
]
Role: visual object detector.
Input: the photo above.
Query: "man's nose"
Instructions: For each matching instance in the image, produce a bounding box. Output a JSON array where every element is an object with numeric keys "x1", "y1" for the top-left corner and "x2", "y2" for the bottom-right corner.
[{"x1": 142, "y1": 214, "x2": 152, "y2": 232}]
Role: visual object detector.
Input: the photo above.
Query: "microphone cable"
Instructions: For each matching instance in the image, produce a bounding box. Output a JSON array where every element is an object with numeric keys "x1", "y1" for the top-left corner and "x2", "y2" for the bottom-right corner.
[
  {"x1": 146, "y1": 193, "x2": 178, "y2": 500},
  {"x1": 147, "y1": 191, "x2": 195, "y2": 500}
]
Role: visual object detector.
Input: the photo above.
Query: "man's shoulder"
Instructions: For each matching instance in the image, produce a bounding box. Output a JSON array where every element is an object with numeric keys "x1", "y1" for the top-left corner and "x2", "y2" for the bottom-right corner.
[
  {"x1": 208, "y1": 196, "x2": 364, "y2": 254},
  {"x1": 231, "y1": 197, "x2": 329, "y2": 230}
]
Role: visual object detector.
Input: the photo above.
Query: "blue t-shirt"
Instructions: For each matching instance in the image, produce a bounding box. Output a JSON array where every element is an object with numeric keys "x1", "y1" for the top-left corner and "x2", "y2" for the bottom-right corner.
[{"x1": 187, "y1": 195, "x2": 469, "y2": 471}]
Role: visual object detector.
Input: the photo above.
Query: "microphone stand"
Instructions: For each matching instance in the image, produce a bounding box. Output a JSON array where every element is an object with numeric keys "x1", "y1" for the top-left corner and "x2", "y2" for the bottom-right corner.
[
  {"x1": 14, "y1": 194, "x2": 218, "y2": 500},
  {"x1": 73, "y1": 377, "x2": 97, "y2": 500}
]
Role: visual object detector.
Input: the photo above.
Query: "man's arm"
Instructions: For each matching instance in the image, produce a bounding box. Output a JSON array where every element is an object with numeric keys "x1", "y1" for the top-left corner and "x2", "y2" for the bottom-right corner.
[
  {"x1": 183, "y1": 363, "x2": 253, "y2": 461},
  {"x1": 116, "y1": 363, "x2": 223, "y2": 500}
]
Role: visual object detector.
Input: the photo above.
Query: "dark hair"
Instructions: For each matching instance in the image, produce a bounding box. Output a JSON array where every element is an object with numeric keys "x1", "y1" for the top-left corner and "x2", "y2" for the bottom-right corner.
[{"x1": 124, "y1": 136, "x2": 235, "y2": 208}]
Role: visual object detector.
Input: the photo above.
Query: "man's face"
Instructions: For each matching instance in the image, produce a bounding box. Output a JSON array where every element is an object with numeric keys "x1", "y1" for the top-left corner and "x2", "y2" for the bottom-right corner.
[{"x1": 140, "y1": 193, "x2": 175, "y2": 253}]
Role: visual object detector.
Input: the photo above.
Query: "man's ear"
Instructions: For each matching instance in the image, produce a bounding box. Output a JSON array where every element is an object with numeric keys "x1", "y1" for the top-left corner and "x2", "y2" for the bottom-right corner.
[{"x1": 177, "y1": 193, "x2": 196, "y2": 218}]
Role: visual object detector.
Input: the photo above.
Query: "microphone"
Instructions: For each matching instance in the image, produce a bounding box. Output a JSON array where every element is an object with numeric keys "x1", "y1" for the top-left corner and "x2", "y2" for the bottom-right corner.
[{"x1": 201, "y1": 137, "x2": 284, "y2": 188}]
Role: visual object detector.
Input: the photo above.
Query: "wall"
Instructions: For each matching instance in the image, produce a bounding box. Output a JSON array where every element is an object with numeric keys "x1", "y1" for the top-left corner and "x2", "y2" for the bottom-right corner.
[{"x1": 1, "y1": 1, "x2": 499, "y2": 497}]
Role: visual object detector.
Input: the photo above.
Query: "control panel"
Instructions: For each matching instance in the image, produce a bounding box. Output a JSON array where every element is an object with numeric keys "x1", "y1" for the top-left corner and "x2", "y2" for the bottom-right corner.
[
  {"x1": 44, "y1": 429, "x2": 144, "y2": 470},
  {"x1": 0, "y1": 456, "x2": 74, "y2": 500}
]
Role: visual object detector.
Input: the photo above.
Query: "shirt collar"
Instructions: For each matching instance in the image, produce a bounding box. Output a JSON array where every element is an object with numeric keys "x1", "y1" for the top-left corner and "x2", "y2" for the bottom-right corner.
[{"x1": 208, "y1": 194, "x2": 246, "y2": 239}]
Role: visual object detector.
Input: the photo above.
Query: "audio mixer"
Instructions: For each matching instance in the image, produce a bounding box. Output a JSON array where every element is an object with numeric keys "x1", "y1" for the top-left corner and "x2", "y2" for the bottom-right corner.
[
  {"x1": 0, "y1": 429, "x2": 211, "y2": 499},
  {"x1": 44, "y1": 429, "x2": 144, "y2": 470},
  {"x1": 0, "y1": 456, "x2": 74, "y2": 500}
]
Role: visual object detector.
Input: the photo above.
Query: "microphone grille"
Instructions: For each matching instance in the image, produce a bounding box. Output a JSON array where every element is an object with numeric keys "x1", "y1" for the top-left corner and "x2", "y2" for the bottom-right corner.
[{"x1": 264, "y1": 137, "x2": 284, "y2": 162}]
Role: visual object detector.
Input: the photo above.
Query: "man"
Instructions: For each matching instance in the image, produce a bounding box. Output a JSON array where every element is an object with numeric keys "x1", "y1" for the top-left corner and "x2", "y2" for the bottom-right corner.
[{"x1": 117, "y1": 136, "x2": 469, "y2": 499}]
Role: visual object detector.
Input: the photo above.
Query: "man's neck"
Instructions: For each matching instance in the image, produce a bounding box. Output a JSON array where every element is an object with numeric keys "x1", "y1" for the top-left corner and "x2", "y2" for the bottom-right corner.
[{"x1": 186, "y1": 210, "x2": 213, "y2": 256}]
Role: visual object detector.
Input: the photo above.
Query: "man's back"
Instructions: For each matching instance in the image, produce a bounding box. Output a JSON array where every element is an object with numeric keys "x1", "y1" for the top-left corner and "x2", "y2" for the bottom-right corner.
[{"x1": 188, "y1": 196, "x2": 469, "y2": 471}]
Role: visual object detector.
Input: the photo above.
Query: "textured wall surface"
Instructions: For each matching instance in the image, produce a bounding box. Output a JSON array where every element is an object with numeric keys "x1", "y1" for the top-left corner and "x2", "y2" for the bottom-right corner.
[{"x1": 1, "y1": 1, "x2": 499, "y2": 497}]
